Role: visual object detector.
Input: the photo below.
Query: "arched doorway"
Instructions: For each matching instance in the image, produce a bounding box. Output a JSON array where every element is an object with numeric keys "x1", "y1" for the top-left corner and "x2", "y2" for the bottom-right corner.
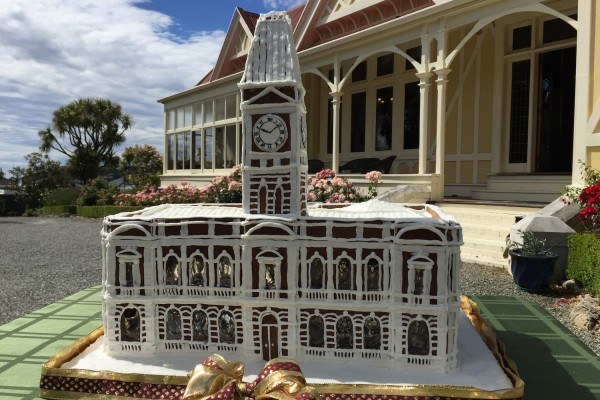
[{"x1": 261, "y1": 314, "x2": 279, "y2": 361}]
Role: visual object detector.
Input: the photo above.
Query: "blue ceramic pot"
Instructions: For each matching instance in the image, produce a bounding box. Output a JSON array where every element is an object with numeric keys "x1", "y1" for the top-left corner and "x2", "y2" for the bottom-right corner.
[{"x1": 509, "y1": 249, "x2": 558, "y2": 292}]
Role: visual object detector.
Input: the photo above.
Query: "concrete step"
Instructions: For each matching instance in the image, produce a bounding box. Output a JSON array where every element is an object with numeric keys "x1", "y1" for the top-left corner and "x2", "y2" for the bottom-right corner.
[
  {"x1": 460, "y1": 223, "x2": 509, "y2": 240},
  {"x1": 485, "y1": 175, "x2": 570, "y2": 192},
  {"x1": 439, "y1": 202, "x2": 542, "y2": 269},
  {"x1": 471, "y1": 189, "x2": 560, "y2": 203}
]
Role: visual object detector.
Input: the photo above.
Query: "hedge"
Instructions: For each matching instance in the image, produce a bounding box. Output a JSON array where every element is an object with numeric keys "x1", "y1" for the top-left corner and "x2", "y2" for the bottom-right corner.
[
  {"x1": 76, "y1": 205, "x2": 145, "y2": 219},
  {"x1": 39, "y1": 205, "x2": 77, "y2": 216},
  {"x1": 567, "y1": 233, "x2": 600, "y2": 297}
]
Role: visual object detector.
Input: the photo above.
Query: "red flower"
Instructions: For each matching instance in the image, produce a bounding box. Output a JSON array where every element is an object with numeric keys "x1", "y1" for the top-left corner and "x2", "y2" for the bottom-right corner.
[{"x1": 578, "y1": 205, "x2": 597, "y2": 221}]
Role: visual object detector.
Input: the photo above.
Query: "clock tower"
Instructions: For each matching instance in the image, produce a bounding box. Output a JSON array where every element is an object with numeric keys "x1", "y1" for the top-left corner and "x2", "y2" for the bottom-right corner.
[{"x1": 239, "y1": 11, "x2": 308, "y2": 216}]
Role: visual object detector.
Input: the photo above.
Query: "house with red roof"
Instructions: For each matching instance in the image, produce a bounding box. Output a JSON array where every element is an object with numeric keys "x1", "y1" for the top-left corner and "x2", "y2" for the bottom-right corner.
[{"x1": 158, "y1": 0, "x2": 599, "y2": 204}]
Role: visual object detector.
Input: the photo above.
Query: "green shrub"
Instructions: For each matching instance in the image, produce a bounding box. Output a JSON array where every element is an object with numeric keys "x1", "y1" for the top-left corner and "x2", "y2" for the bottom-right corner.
[
  {"x1": 44, "y1": 188, "x2": 79, "y2": 206},
  {"x1": 23, "y1": 208, "x2": 39, "y2": 217},
  {"x1": 39, "y1": 205, "x2": 77, "y2": 216},
  {"x1": 567, "y1": 233, "x2": 600, "y2": 296},
  {"x1": 76, "y1": 205, "x2": 144, "y2": 218},
  {"x1": 77, "y1": 178, "x2": 118, "y2": 206}
]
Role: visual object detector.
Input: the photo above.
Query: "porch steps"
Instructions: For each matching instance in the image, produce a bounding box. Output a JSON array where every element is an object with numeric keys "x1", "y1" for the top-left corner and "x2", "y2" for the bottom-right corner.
[
  {"x1": 438, "y1": 202, "x2": 542, "y2": 268},
  {"x1": 471, "y1": 175, "x2": 570, "y2": 203}
]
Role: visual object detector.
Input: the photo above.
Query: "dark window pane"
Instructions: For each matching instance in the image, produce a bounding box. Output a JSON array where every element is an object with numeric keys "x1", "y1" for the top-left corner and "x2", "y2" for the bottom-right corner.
[
  {"x1": 337, "y1": 258, "x2": 352, "y2": 290},
  {"x1": 192, "y1": 311, "x2": 208, "y2": 342},
  {"x1": 327, "y1": 98, "x2": 342, "y2": 154},
  {"x1": 218, "y1": 312, "x2": 235, "y2": 343},
  {"x1": 405, "y1": 46, "x2": 421, "y2": 70},
  {"x1": 336, "y1": 316, "x2": 353, "y2": 349},
  {"x1": 225, "y1": 125, "x2": 237, "y2": 168},
  {"x1": 215, "y1": 127, "x2": 225, "y2": 169},
  {"x1": 120, "y1": 309, "x2": 140, "y2": 342},
  {"x1": 309, "y1": 316, "x2": 325, "y2": 347},
  {"x1": 363, "y1": 317, "x2": 381, "y2": 349},
  {"x1": 176, "y1": 133, "x2": 184, "y2": 169},
  {"x1": 310, "y1": 258, "x2": 324, "y2": 289},
  {"x1": 543, "y1": 16, "x2": 576, "y2": 44},
  {"x1": 536, "y1": 47, "x2": 575, "y2": 172},
  {"x1": 204, "y1": 128, "x2": 213, "y2": 169},
  {"x1": 512, "y1": 25, "x2": 532, "y2": 51},
  {"x1": 166, "y1": 309, "x2": 182, "y2": 340},
  {"x1": 407, "y1": 320, "x2": 429, "y2": 355},
  {"x1": 192, "y1": 131, "x2": 202, "y2": 169},
  {"x1": 366, "y1": 259, "x2": 380, "y2": 291},
  {"x1": 264, "y1": 263, "x2": 276, "y2": 289},
  {"x1": 508, "y1": 60, "x2": 531, "y2": 164},
  {"x1": 375, "y1": 86, "x2": 393, "y2": 151},
  {"x1": 351, "y1": 92, "x2": 366, "y2": 152},
  {"x1": 377, "y1": 54, "x2": 394, "y2": 76},
  {"x1": 413, "y1": 269, "x2": 424, "y2": 295},
  {"x1": 352, "y1": 61, "x2": 367, "y2": 82},
  {"x1": 167, "y1": 135, "x2": 175, "y2": 170},
  {"x1": 403, "y1": 82, "x2": 420, "y2": 149}
]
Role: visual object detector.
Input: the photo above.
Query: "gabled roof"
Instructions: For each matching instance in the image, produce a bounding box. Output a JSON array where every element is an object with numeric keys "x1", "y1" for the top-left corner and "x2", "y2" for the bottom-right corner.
[
  {"x1": 198, "y1": 3, "x2": 307, "y2": 86},
  {"x1": 195, "y1": 0, "x2": 436, "y2": 87}
]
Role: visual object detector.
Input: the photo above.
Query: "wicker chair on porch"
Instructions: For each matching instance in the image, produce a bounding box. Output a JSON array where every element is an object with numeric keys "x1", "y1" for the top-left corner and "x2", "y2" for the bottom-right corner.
[
  {"x1": 308, "y1": 159, "x2": 325, "y2": 174},
  {"x1": 339, "y1": 156, "x2": 396, "y2": 174}
]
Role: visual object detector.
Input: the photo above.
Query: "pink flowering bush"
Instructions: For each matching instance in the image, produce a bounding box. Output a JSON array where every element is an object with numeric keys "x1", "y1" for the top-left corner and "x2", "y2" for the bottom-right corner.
[
  {"x1": 365, "y1": 170, "x2": 382, "y2": 198},
  {"x1": 307, "y1": 169, "x2": 382, "y2": 203},
  {"x1": 114, "y1": 166, "x2": 242, "y2": 206}
]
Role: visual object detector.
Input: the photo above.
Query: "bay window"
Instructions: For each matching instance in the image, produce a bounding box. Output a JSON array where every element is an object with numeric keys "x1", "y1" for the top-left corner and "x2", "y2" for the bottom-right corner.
[{"x1": 165, "y1": 93, "x2": 241, "y2": 173}]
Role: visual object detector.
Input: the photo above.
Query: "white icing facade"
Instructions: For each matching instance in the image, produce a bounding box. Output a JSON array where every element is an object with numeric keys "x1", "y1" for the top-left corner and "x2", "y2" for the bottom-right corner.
[{"x1": 101, "y1": 12, "x2": 462, "y2": 373}]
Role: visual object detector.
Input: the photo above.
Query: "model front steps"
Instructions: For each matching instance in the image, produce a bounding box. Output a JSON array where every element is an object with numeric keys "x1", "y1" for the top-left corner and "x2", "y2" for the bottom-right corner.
[
  {"x1": 471, "y1": 175, "x2": 570, "y2": 203},
  {"x1": 438, "y1": 202, "x2": 543, "y2": 268}
]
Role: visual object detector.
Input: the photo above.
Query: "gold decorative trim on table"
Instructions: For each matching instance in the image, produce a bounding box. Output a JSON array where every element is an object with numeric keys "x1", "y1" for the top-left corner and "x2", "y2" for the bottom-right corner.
[{"x1": 39, "y1": 297, "x2": 524, "y2": 400}]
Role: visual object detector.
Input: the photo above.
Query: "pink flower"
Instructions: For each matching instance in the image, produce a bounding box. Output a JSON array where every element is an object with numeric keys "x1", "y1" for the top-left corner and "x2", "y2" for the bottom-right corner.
[
  {"x1": 365, "y1": 170, "x2": 382, "y2": 183},
  {"x1": 308, "y1": 193, "x2": 317, "y2": 201},
  {"x1": 228, "y1": 181, "x2": 242, "y2": 191}
]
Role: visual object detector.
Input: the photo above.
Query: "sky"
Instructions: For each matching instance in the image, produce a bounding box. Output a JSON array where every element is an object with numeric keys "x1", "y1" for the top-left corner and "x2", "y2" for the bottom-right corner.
[{"x1": 0, "y1": 0, "x2": 304, "y2": 175}]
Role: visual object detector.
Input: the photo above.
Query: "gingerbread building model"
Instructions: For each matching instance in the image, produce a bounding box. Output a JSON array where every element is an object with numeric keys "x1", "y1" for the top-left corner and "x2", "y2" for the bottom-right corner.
[{"x1": 101, "y1": 12, "x2": 462, "y2": 373}]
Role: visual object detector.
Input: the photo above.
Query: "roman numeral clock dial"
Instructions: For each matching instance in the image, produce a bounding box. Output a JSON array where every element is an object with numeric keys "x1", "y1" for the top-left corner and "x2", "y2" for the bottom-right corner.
[{"x1": 252, "y1": 114, "x2": 288, "y2": 152}]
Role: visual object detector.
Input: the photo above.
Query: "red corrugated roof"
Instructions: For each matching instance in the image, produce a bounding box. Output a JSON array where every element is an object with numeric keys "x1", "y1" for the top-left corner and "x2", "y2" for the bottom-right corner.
[
  {"x1": 237, "y1": 7, "x2": 260, "y2": 34},
  {"x1": 288, "y1": 3, "x2": 307, "y2": 29}
]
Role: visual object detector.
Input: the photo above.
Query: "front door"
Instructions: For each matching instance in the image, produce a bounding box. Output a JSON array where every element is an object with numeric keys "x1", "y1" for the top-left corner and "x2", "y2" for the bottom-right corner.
[
  {"x1": 535, "y1": 47, "x2": 576, "y2": 173},
  {"x1": 261, "y1": 314, "x2": 279, "y2": 361}
]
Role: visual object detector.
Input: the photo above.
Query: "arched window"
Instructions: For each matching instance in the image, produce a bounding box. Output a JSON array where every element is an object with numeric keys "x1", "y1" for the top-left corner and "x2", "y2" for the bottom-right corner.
[
  {"x1": 259, "y1": 185, "x2": 267, "y2": 214},
  {"x1": 217, "y1": 256, "x2": 232, "y2": 288},
  {"x1": 189, "y1": 255, "x2": 206, "y2": 287},
  {"x1": 365, "y1": 259, "x2": 380, "y2": 291},
  {"x1": 218, "y1": 311, "x2": 236, "y2": 344},
  {"x1": 166, "y1": 309, "x2": 182, "y2": 340},
  {"x1": 309, "y1": 258, "x2": 324, "y2": 289},
  {"x1": 120, "y1": 308, "x2": 140, "y2": 342},
  {"x1": 407, "y1": 320, "x2": 430, "y2": 355},
  {"x1": 308, "y1": 315, "x2": 325, "y2": 348},
  {"x1": 363, "y1": 317, "x2": 381, "y2": 349},
  {"x1": 274, "y1": 186, "x2": 284, "y2": 214},
  {"x1": 192, "y1": 310, "x2": 208, "y2": 342},
  {"x1": 336, "y1": 316, "x2": 353, "y2": 349},
  {"x1": 337, "y1": 258, "x2": 352, "y2": 290},
  {"x1": 165, "y1": 256, "x2": 181, "y2": 285}
]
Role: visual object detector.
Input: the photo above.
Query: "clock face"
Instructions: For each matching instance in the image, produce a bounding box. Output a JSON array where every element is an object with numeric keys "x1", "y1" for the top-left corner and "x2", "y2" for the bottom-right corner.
[{"x1": 252, "y1": 114, "x2": 288, "y2": 151}]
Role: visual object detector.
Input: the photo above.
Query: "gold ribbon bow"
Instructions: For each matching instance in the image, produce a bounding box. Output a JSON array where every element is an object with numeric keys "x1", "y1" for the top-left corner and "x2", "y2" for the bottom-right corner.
[{"x1": 183, "y1": 354, "x2": 320, "y2": 400}]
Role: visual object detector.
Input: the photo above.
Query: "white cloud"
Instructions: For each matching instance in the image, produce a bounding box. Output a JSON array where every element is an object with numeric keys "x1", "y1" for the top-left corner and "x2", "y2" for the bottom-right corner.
[
  {"x1": 0, "y1": 0, "x2": 225, "y2": 174},
  {"x1": 261, "y1": 0, "x2": 305, "y2": 10}
]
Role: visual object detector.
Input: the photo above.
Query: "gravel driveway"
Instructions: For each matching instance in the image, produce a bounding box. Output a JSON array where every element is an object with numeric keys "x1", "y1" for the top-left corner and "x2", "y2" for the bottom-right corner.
[
  {"x1": 0, "y1": 216, "x2": 598, "y2": 357},
  {"x1": 0, "y1": 216, "x2": 102, "y2": 325}
]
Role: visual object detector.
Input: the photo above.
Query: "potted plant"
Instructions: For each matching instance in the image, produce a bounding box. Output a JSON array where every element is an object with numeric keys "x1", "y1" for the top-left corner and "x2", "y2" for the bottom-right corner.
[{"x1": 509, "y1": 230, "x2": 558, "y2": 292}]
